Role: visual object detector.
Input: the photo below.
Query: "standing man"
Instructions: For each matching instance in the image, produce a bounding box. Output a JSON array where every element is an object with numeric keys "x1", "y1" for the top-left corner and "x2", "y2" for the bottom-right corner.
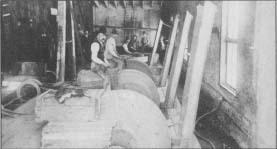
[{"x1": 140, "y1": 31, "x2": 150, "y2": 52}]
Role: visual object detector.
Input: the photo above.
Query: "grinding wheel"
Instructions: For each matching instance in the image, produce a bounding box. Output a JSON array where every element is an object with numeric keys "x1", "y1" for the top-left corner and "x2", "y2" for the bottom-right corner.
[
  {"x1": 114, "y1": 69, "x2": 160, "y2": 106},
  {"x1": 76, "y1": 70, "x2": 103, "y2": 88},
  {"x1": 40, "y1": 90, "x2": 171, "y2": 148},
  {"x1": 125, "y1": 60, "x2": 156, "y2": 84}
]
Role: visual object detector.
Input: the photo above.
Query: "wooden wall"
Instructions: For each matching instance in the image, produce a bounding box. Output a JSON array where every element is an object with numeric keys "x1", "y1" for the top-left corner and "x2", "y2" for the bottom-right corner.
[
  {"x1": 1, "y1": 0, "x2": 57, "y2": 72},
  {"x1": 92, "y1": 3, "x2": 161, "y2": 46}
]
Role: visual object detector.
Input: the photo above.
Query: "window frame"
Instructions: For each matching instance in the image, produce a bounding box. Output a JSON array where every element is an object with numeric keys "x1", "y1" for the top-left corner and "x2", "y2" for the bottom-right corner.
[{"x1": 219, "y1": 1, "x2": 240, "y2": 96}]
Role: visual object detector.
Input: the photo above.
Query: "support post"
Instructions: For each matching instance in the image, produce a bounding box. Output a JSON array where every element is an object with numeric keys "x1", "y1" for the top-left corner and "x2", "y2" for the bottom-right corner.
[
  {"x1": 179, "y1": 2, "x2": 217, "y2": 147},
  {"x1": 160, "y1": 14, "x2": 180, "y2": 86},
  {"x1": 163, "y1": 12, "x2": 193, "y2": 118},
  {"x1": 150, "y1": 20, "x2": 163, "y2": 66},
  {"x1": 56, "y1": 1, "x2": 67, "y2": 82},
  {"x1": 69, "y1": 0, "x2": 76, "y2": 80}
]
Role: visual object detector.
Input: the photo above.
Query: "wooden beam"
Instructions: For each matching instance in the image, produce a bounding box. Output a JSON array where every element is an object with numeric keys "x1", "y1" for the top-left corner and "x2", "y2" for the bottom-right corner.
[
  {"x1": 56, "y1": 1, "x2": 67, "y2": 82},
  {"x1": 150, "y1": 20, "x2": 163, "y2": 66},
  {"x1": 141, "y1": 0, "x2": 144, "y2": 8},
  {"x1": 131, "y1": 0, "x2": 134, "y2": 8},
  {"x1": 69, "y1": 1, "x2": 76, "y2": 80},
  {"x1": 160, "y1": 14, "x2": 180, "y2": 87},
  {"x1": 179, "y1": 2, "x2": 217, "y2": 147},
  {"x1": 122, "y1": 0, "x2": 126, "y2": 8},
  {"x1": 102, "y1": 0, "x2": 108, "y2": 7},
  {"x1": 160, "y1": 0, "x2": 163, "y2": 7},
  {"x1": 163, "y1": 12, "x2": 193, "y2": 117},
  {"x1": 93, "y1": 0, "x2": 99, "y2": 7},
  {"x1": 151, "y1": 0, "x2": 154, "y2": 7},
  {"x1": 113, "y1": 0, "x2": 118, "y2": 7}
]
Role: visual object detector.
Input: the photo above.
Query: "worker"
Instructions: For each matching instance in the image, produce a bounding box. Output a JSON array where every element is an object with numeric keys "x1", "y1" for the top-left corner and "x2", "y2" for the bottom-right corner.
[
  {"x1": 128, "y1": 35, "x2": 138, "y2": 53},
  {"x1": 140, "y1": 31, "x2": 151, "y2": 52},
  {"x1": 80, "y1": 29, "x2": 91, "y2": 68},
  {"x1": 157, "y1": 35, "x2": 166, "y2": 65},
  {"x1": 90, "y1": 33, "x2": 109, "y2": 73},
  {"x1": 122, "y1": 37, "x2": 132, "y2": 54},
  {"x1": 104, "y1": 29, "x2": 121, "y2": 68}
]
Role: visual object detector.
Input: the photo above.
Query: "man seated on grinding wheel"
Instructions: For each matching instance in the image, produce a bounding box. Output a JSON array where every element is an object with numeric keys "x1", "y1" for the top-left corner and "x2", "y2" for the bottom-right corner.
[
  {"x1": 90, "y1": 33, "x2": 110, "y2": 74},
  {"x1": 104, "y1": 29, "x2": 122, "y2": 68}
]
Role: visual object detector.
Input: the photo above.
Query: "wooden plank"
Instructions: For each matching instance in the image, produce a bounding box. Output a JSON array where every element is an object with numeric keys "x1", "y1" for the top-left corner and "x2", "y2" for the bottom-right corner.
[
  {"x1": 131, "y1": 0, "x2": 134, "y2": 8},
  {"x1": 179, "y1": 2, "x2": 217, "y2": 147},
  {"x1": 56, "y1": 1, "x2": 67, "y2": 82},
  {"x1": 150, "y1": 20, "x2": 163, "y2": 66},
  {"x1": 70, "y1": 1, "x2": 76, "y2": 80},
  {"x1": 93, "y1": 0, "x2": 99, "y2": 7},
  {"x1": 113, "y1": 0, "x2": 117, "y2": 7},
  {"x1": 122, "y1": 0, "x2": 126, "y2": 8},
  {"x1": 103, "y1": 0, "x2": 108, "y2": 8},
  {"x1": 163, "y1": 12, "x2": 193, "y2": 117},
  {"x1": 160, "y1": 14, "x2": 180, "y2": 87}
]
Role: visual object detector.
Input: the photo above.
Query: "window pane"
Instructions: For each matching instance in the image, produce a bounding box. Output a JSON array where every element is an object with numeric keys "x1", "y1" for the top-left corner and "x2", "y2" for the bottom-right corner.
[
  {"x1": 226, "y1": 42, "x2": 238, "y2": 88},
  {"x1": 227, "y1": 1, "x2": 240, "y2": 39}
]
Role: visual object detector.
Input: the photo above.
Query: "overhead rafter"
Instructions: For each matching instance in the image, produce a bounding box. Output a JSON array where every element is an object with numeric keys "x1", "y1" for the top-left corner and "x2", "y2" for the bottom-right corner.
[
  {"x1": 122, "y1": 0, "x2": 126, "y2": 8},
  {"x1": 141, "y1": 0, "x2": 144, "y2": 8},
  {"x1": 151, "y1": 0, "x2": 153, "y2": 7},
  {"x1": 102, "y1": 0, "x2": 108, "y2": 8},
  {"x1": 92, "y1": 0, "x2": 99, "y2": 7},
  {"x1": 160, "y1": 0, "x2": 163, "y2": 7},
  {"x1": 131, "y1": 0, "x2": 134, "y2": 8},
  {"x1": 112, "y1": 0, "x2": 117, "y2": 7},
  {"x1": 114, "y1": 0, "x2": 118, "y2": 8}
]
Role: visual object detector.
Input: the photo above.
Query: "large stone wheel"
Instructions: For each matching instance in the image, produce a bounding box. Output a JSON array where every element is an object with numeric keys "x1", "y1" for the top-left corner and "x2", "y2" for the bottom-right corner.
[
  {"x1": 114, "y1": 69, "x2": 160, "y2": 106},
  {"x1": 41, "y1": 90, "x2": 171, "y2": 148},
  {"x1": 124, "y1": 60, "x2": 156, "y2": 84},
  {"x1": 101, "y1": 90, "x2": 171, "y2": 148}
]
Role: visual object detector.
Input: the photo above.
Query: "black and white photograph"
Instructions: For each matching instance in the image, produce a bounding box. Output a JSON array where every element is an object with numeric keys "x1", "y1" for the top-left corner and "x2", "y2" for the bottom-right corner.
[{"x1": 1, "y1": 0, "x2": 276, "y2": 148}]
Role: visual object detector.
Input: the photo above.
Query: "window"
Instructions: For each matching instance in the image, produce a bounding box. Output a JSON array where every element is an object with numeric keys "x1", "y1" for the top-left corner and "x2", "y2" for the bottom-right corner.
[{"x1": 220, "y1": 1, "x2": 241, "y2": 95}]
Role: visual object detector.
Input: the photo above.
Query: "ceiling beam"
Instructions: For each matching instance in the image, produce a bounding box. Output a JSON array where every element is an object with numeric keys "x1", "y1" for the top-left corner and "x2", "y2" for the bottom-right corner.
[
  {"x1": 93, "y1": 0, "x2": 99, "y2": 7},
  {"x1": 160, "y1": 0, "x2": 163, "y2": 7},
  {"x1": 122, "y1": 0, "x2": 126, "y2": 8},
  {"x1": 113, "y1": 0, "x2": 118, "y2": 7},
  {"x1": 151, "y1": 0, "x2": 153, "y2": 7},
  {"x1": 141, "y1": 0, "x2": 144, "y2": 8},
  {"x1": 102, "y1": 0, "x2": 108, "y2": 8},
  {"x1": 131, "y1": 0, "x2": 134, "y2": 8}
]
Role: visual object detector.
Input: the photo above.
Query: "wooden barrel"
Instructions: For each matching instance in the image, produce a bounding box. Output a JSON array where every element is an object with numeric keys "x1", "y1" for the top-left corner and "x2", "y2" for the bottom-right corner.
[
  {"x1": 113, "y1": 69, "x2": 160, "y2": 106},
  {"x1": 40, "y1": 90, "x2": 171, "y2": 148}
]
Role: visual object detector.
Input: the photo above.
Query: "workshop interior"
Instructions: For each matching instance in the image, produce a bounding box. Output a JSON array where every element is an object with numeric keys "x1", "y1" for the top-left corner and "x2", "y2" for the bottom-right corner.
[{"x1": 1, "y1": 0, "x2": 276, "y2": 148}]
